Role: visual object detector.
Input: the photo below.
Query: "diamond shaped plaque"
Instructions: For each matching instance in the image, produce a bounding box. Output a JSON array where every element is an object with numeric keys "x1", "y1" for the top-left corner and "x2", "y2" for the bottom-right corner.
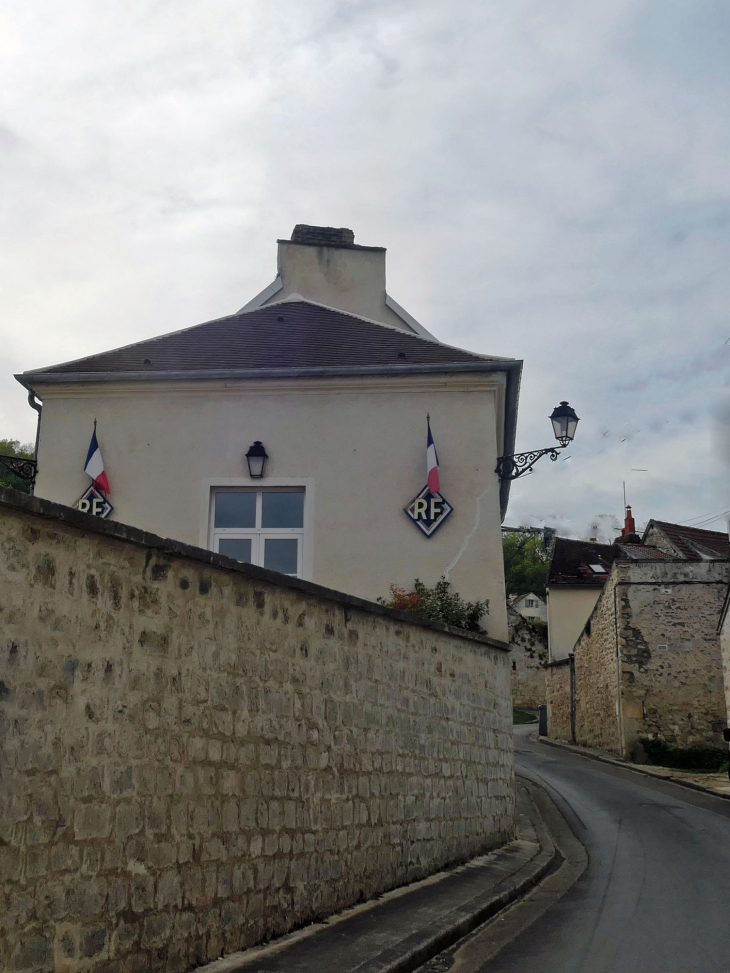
[
  {"x1": 74, "y1": 485, "x2": 114, "y2": 519},
  {"x1": 404, "y1": 486, "x2": 453, "y2": 537}
]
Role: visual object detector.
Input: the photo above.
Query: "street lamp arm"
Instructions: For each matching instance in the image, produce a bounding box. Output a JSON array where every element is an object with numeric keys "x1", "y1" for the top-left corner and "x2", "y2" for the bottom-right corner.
[
  {"x1": 495, "y1": 444, "x2": 565, "y2": 481},
  {"x1": 0, "y1": 454, "x2": 38, "y2": 486}
]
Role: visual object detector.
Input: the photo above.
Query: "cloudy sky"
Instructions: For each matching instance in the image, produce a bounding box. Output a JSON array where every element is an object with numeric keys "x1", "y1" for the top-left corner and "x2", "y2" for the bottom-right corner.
[{"x1": 1, "y1": 0, "x2": 729, "y2": 538}]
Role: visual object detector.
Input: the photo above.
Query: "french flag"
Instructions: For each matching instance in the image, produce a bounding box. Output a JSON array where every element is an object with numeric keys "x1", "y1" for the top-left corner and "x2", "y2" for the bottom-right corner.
[
  {"x1": 84, "y1": 425, "x2": 110, "y2": 494},
  {"x1": 427, "y1": 418, "x2": 440, "y2": 494}
]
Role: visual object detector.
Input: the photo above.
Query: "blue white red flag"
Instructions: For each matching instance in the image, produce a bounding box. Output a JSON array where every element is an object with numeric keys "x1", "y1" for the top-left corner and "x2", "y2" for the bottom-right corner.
[
  {"x1": 427, "y1": 419, "x2": 440, "y2": 494},
  {"x1": 84, "y1": 425, "x2": 110, "y2": 494}
]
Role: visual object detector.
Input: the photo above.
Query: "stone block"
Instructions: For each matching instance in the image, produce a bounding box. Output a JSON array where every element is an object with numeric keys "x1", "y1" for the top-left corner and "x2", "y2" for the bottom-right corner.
[
  {"x1": 156, "y1": 869, "x2": 182, "y2": 909},
  {"x1": 75, "y1": 804, "x2": 111, "y2": 840},
  {"x1": 10, "y1": 934, "x2": 54, "y2": 972}
]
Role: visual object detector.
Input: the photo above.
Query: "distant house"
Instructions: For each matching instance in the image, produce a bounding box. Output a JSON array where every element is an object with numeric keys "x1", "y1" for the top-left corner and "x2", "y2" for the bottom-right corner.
[
  {"x1": 546, "y1": 538, "x2": 623, "y2": 662},
  {"x1": 546, "y1": 510, "x2": 730, "y2": 755},
  {"x1": 508, "y1": 592, "x2": 547, "y2": 623},
  {"x1": 643, "y1": 520, "x2": 730, "y2": 561}
]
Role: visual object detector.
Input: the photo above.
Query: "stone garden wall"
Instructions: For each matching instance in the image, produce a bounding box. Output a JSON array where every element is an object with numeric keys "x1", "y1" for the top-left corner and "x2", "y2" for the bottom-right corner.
[
  {"x1": 507, "y1": 606, "x2": 546, "y2": 709},
  {"x1": 0, "y1": 488, "x2": 513, "y2": 973}
]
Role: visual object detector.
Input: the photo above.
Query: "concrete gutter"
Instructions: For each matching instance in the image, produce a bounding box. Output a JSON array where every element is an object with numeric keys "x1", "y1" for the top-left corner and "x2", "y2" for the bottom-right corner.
[
  {"x1": 193, "y1": 781, "x2": 559, "y2": 973},
  {"x1": 540, "y1": 736, "x2": 730, "y2": 801}
]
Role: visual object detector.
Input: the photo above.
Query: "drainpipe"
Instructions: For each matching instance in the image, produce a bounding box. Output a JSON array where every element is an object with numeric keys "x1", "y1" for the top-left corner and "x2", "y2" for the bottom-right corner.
[
  {"x1": 613, "y1": 578, "x2": 625, "y2": 757},
  {"x1": 569, "y1": 652, "x2": 576, "y2": 744},
  {"x1": 27, "y1": 391, "x2": 41, "y2": 496}
]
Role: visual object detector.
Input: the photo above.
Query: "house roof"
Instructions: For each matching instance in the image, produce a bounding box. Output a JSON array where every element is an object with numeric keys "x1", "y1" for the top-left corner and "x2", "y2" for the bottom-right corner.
[
  {"x1": 16, "y1": 296, "x2": 523, "y2": 520},
  {"x1": 615, "y1": 544, "x2": 675, "y2": 561},
  {"x1": 548, "y1": 534, "x2": 694, "y2": 587},
  {"x1": 547, "y1": 538, "x2": 623, "y2": 587},
  {"x1": 644, "y1": 520, "x2": 730, "y2": 560},
  {"x1": 508, "y1": 592, "x2": 545, "y2": 605},
  {"x1": 19, "y1": 298, "x2": 511, "y2": 377}
]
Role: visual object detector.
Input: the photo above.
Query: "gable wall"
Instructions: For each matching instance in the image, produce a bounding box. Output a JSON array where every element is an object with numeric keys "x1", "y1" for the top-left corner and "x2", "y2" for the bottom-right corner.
[
  {"x1": 642, "y1": 524, "x2": 683, "y2": 558},
  {"x1": 32, "y1": 372, "x2": 509, "y2": 640}
]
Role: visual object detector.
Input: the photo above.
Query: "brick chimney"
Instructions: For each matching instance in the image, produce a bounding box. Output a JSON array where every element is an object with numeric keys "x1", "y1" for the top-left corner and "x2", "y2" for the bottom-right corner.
[
  {"x1": 622, "y1": 505, "x2": 636, "y2": 536},
  {"x1": 618, "y1": 505, "x2": 641, "y2": 544}
]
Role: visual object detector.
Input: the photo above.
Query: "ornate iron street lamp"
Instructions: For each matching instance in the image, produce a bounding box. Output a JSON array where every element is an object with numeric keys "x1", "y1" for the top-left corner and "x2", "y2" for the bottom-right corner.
[
  {"x1": 496, "y1": 401, "x2": 579, "y2": 481},
  {"x1": 245, "y1": 441, "x2": 268, "y2": 479}
]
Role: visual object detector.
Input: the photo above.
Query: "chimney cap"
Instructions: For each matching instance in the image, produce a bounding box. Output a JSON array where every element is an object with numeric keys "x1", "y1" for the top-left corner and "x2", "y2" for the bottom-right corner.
[
  {"x1": 291, "y1": 225, "x2": 355, "y2": 247},
  {"x1": 281, "y1": 225, "x2": 385, "y2": 252}
]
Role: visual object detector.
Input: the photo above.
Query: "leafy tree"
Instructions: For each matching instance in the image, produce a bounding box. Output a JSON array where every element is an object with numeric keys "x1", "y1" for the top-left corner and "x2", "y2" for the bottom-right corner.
[
  {"x1": 379, "y1": 577, "x2": 488, "y2": 632},
  {"x1": 503, "y1": 529, "x2": 551, "y2": 599},
  {"x1": 0, "y1": 439, "x2": 34, "y2": 495}
]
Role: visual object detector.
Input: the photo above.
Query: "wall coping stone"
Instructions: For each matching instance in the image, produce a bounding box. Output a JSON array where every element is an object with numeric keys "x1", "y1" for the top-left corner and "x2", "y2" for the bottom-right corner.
[
  {"x1": 0, "y1": 484, "x2": 509, "y2": 652},
  {"x1": 547, "y1": 657, "x2": 572, "y2": 668}
]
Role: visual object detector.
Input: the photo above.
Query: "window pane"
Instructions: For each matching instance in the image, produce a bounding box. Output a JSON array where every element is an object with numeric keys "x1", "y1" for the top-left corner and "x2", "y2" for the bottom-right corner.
[
  {"x1": 261, "y1": 492, "x2": 304, "y2": 528},
  {"x1": 218, "y1": 538, "x2": 253, "y2": 563},
  {"x1": 214, "y1": 492, "x2": 256, "y2": 528},
  {"x1": 264, "y1": 538, "x2": 298, "y2": 575}
]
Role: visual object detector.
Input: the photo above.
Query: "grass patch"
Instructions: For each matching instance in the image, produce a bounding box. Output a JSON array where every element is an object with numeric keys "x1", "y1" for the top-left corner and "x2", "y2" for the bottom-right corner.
[
  {"x1": 639, "y1": 737, "x2": 729, "y2": 773},
  {"x1": 513, "y1": 708, "x2": 537, "y2": 724}
]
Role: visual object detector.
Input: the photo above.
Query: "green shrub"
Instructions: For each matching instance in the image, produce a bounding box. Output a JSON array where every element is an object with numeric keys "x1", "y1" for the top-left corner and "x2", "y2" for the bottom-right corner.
[
  {"x1": 379, "y1": 577, "x2": 488, "y2": 632},
  {"x1": 639, "y1": 737, "x2": 729, "y2": 772}
]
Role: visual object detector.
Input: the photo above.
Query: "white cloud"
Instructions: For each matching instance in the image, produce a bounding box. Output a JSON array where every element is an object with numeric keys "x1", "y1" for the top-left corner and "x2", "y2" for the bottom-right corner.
[{"x1": 1, "y1": 0, "x2": 729, "y2": 532}]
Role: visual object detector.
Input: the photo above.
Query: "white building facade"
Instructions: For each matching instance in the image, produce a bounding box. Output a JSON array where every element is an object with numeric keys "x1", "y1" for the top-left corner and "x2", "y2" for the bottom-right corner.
[{"x1": 17, "y1": 225, "x2": 522, "y2": 641}]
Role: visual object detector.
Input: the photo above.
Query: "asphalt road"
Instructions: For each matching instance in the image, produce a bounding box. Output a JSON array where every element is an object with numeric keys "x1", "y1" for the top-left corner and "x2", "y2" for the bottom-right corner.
[{"x1": 422, "y1": 725, "x2": 730, "y2": 973}]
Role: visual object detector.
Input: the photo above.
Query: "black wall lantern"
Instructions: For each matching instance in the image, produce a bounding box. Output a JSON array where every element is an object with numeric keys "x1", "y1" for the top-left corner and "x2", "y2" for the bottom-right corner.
[
  {"x1": 496, "y1": 401, "x2": 579, "y2": 480},
  {"x1": 550, "y1": 401, "x2": 580, "y2": 447},
  {"x1": 245, "y1": 441, "x2": 268, "y2": 478}
]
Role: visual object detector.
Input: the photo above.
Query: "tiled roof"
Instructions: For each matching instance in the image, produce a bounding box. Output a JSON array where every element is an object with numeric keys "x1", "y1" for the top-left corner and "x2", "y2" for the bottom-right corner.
[
  {"x1": 645, "y1": 520, "x2": 729, "y2": 560},
  {"x1": 23, "y1": 300, "x2": 507, "y2": 376},
  {"x1": 548, "y1": 533, "x2": 698, "y2": 587},
  {"x1": 616, "y1": 544, "x2": 675, "y2": 561},
  {"x1": 547, "y1": 538, "x2": 623, "y2": 587}
]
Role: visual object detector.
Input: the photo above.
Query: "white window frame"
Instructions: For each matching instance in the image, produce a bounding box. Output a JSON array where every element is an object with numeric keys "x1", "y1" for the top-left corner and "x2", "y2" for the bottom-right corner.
[{"x1": 200, "y1": 477, "x2": 315, "y2": 581}]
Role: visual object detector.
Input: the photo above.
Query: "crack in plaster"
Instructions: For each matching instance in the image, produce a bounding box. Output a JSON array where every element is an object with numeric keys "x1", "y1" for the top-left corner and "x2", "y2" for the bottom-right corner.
[{"x1": 443, "y1": 487, "x2": 490, "y2": 581}]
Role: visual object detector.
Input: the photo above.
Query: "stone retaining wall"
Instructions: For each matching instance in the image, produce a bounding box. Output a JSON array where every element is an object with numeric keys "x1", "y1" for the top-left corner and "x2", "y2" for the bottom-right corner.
[
  {"x1": 545, "y1": 661, "x2": 571, "y2": 742},
  {"x1": 0, "y1": 488, "x2": 513, "y2": 973},
  {"x1": 508, "y1": 606, "x2": 546, "y2": 708}
]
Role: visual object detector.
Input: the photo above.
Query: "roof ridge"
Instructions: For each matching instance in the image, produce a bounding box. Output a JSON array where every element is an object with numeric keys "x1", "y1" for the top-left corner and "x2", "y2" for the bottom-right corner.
[{"x1": 652, "y1": 519, "x2": 727, "y2": 537}]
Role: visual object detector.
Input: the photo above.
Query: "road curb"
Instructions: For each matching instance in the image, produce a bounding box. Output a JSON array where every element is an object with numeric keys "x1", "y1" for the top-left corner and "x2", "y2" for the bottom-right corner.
[
  {"x1": 539, "y1": 735, "x2": 730, "y2": 801},
  {"x1": 360, "y1": 784, "x2": 559, "y2": 973}
]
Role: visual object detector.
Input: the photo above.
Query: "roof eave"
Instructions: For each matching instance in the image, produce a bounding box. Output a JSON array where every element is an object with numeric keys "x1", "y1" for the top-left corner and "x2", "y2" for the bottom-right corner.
[{"x1": 16, "y1": 359, "x2": 522, "y2": 387}]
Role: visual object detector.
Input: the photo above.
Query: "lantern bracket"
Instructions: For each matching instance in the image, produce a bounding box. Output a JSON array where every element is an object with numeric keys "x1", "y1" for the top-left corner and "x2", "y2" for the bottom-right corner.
[
  {"x1": 0, "y1": 454, "x2": 37, "y2": 487},
  {"x1": 496, "y1": 444, "x2": 566, "y2": 481}
]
